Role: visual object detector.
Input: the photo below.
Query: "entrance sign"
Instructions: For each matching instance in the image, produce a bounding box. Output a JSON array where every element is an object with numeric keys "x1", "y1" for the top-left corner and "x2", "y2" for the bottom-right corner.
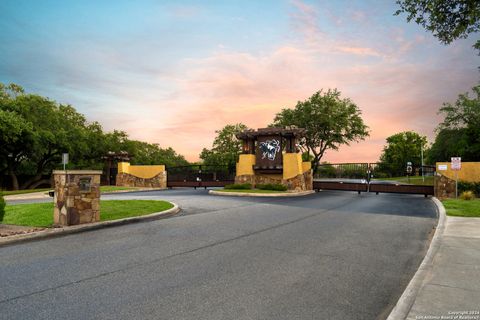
[
  {"x1": 259, "y1": 139, "x2": 280, "y2": 161},
  {"x1": 256, "y1": 134, "x2": 282, "y2": 169},
  {"x1": 451, "y1": 157, "x2": 461, "y2": 170}
]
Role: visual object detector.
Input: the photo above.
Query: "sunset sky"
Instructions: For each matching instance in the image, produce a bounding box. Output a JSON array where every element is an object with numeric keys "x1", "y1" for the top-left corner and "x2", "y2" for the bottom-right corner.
[{"x1": 1, "y1": 0, "x2": 478, "y2": 163}]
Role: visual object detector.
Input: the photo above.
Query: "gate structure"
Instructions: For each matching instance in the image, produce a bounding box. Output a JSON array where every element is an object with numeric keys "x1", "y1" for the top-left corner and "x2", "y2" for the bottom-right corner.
[
  {"x1": 166, "y1": 165, "x2": 235, "y2": 189},
  {"x1": 313, "y1": 163, "x2": 435, "y2": 196}
]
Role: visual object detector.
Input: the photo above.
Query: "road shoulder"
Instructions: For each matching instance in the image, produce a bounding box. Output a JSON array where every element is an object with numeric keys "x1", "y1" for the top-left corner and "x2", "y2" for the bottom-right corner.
[{"x1": 0, "y1": 203, "x2": 179, "y2": 247}]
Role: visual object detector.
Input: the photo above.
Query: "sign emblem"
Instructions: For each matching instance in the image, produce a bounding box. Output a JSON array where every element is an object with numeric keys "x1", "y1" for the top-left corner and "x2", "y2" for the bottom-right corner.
[{"x1": 259, "y1": 139, "x2": 280, "y2": 161}]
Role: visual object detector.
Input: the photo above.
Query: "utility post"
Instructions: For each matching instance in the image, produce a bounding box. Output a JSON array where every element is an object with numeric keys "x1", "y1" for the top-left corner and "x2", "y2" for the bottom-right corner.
[{"x1": 421, "y1": 144, "x2": 424, "y2": 183}]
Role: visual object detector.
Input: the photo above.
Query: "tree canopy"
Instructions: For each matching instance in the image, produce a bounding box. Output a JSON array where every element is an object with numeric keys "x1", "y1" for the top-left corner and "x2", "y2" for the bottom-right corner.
[
  {"x1": 379, "y1": 131, "x2": 428, "y2": 176},
  {"x1": 272, "y1": 89, "x2": 369, "y2": 173},
  {"x1": 0, "y1": 83, "x2": 189, "y2": 189},
  {"x1": 199, "y1": 123, "x2": 248, "y2": 168},
  {"x1": 395, "y1": 0, "x2": 480, "y2": 53},
  {"x1": 428, "y1": 84, "x2": 480, "y2": 162}
]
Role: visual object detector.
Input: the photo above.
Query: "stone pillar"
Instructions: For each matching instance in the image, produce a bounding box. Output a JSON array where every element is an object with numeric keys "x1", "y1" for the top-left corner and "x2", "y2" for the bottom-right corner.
[
  {"x1": 434, "y1": 173, "x2": 456, "y2": 199},
  {"x1": 53, "y1": 170, "x2": 102, "y2": 226}
]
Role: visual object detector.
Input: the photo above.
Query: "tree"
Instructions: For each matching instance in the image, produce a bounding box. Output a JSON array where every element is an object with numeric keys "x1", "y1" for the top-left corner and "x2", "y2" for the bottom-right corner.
[
  {"x1": 272, "y1": 89, "x2": 369, "y2": 173},
  {"x1": 379, "y1": 131, "x2": 428, "y2": 176},
  {"x1": 428, "y1": 84, "x2": 480, "y2": 162},
  {"x1": 0, "y1": 86, "x2": 97, "y2": 189},
  {"x1": 124, "y1": 140, "x2": 189, "y2": 168},
  {"x1": 200, "y1": 123, "x2": 248, "y2": 168},
  {"x1": 1, "y1": 82, "x2": 190, "y2": 189},
  {"x1": 395, "y1": 0, "x2": 480, "y2": 53}
]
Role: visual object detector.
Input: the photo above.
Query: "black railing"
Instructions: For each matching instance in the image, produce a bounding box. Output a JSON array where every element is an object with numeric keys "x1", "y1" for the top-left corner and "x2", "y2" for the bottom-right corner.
[
  {"x1": 166, "y1": 165, "x2": 235, "y2": 184},
  {"x1": 315, "y1": 163, "x2": 436, "y2": 186}
]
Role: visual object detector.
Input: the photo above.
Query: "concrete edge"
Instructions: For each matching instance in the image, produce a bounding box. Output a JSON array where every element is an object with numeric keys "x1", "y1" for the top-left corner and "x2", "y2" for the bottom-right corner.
[
  {"x1": 0, "y1": 202, "x2": 180, "y2": 248},
  {"x1": 208, "y1": 190, "x2": 315, "y2": 197},
  {"x1": 100, "y1": 187, "x2": 168, "y2": 195},
  {"x1": 386, "y1": 197, "x2": 446, "y2": 320}
]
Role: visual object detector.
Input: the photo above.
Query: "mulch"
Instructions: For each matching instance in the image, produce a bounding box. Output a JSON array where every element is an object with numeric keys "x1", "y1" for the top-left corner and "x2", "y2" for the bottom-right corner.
[{"x1": 0, "y1": 224, "x2": 45, "y2": 237}]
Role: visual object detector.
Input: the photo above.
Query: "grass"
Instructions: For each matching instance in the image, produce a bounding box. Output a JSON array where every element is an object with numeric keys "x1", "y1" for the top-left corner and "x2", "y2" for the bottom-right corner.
[
  {"x1": 217, "y1": 189, "x2": 287, "y2": 194},
  {"x1": 2, "y1": 186, "x2": 143, "y2": 196},
  {"x1": 99, "y1": 186, "x2": 138, "y2": 193},
  {"x1": 373, "y1": 176, "x2": 434, "y2": 186},
  {"x1": 1, "y1": 200, "x2": 174, "y2": 227},
  {"x1": 1, "y1": 188, "x2": 52, "y2": 196},
  {"x1": 442, "y1": 199, "x2": 480, "y2": 218}
]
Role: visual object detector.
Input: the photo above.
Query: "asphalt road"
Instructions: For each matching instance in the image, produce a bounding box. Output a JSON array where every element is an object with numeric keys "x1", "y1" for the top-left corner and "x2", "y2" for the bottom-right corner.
[{"x1": 0, "y1": 189, "x2": 437, "y2": 320}]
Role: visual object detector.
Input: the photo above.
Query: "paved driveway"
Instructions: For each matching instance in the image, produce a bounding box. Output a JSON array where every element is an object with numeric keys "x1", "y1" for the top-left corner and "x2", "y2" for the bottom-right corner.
[{"x1": 0, "y1": 189, "x2": 437, "y2": 320}]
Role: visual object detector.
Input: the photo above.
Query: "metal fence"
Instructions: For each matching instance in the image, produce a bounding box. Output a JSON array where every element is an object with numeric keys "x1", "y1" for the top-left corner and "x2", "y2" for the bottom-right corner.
[
  {"x1": 315, "y1": 163, "x2": 435, "y2": 185},
  {"x1": 166, "y1": 165, "x2": 235, "y2": 188}
]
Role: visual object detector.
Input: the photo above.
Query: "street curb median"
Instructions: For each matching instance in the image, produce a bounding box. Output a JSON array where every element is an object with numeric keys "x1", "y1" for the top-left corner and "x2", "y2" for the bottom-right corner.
[
  {"x1": 386, "y1": 197, "x2": 446, "y2": 320},
  {"x1": 209, "y1": 190, "x2": 315, "y2": 197},
  {"x1": 0, "y1": 202, "x2": 180, "y2": 248}
]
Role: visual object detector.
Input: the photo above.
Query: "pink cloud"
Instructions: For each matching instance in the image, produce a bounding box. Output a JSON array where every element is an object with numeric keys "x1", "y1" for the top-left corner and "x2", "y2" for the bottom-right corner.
[
  {"x1": 84, "y1": 0, "x2": 477, "y2": 164},
  {"x1": 335, "y1": 46, "x2": 382, "y2": 57}
]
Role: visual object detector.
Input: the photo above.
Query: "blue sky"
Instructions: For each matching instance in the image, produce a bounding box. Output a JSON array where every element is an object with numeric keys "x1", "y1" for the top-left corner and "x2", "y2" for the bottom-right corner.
[{"x1": 1, "y1": 0, "x2": 478, "y2": 161}]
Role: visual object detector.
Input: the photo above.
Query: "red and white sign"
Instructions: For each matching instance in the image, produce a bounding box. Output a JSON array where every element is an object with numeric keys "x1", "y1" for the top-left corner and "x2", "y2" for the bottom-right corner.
[{"x1": 451, "y1": 157, "x2": 462, "y2": 171}]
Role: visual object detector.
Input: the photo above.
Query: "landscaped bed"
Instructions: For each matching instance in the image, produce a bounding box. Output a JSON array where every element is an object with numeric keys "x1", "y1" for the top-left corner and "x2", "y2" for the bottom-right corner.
[
  {"x1": 1, "y1": 200, "x2": 174, "y2": 227},
  {"x1": 442, "y1": 198, "x2": 480, "y2": 218},
  {"x1": 215, "y1": 189, "x2": 287, "y2": 194}
]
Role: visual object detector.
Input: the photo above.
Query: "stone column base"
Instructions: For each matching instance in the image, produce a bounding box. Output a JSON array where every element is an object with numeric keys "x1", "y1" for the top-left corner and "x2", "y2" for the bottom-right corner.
[{"x1": 235, "y1": 171, "x2": 312, "y2": 191}]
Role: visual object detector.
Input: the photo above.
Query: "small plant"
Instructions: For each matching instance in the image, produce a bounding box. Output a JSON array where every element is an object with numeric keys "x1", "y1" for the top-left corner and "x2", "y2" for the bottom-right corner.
[
  {"x1": 460, "y1": 191, "x2": 476, "y2": 201},
  {"x1": 0, "y1": 192, "x2": 5, "y2": 221},
  {"x1": 256, "y1": 183, "x2": 288, "y2": 191},
  {"x1": 224, "y1": 183, "x2": 252, "y2": 190}
]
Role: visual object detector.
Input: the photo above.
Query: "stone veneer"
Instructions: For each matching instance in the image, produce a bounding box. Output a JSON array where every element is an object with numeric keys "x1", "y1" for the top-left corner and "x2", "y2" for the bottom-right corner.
[
  {"x1": 53, "y1": 170, "x2": 102, "y2": 226},
  {"x1": 235, "y1": 170, "x2": 313, "y2": 191},
  {"x1": 116, "y1": 171, "x2": 167, "y2": 189},
  {"x1": 434, "y1": 173, "x2": 457, "y2": 199}
]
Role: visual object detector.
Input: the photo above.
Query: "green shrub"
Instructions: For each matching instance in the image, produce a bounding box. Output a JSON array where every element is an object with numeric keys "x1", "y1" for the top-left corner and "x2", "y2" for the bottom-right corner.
[
  {"x1": 316, "y1": 164, "x2": 337, "y2": 178},
  {"x1": 256, "y1": 183, "x2": 288, "y2": 191},
  {"x1": 458, "y1": 181, "x2": 480, "y2": 197},
  {"x1": 0, "y1": 192, "x2": 5, "y2": 222},
  {"x1": 460, "y1": 191, "x2": 476, "y2": 200},
  {"x1": 224, "y1": 183, "x2": 252, "y2": 190}
]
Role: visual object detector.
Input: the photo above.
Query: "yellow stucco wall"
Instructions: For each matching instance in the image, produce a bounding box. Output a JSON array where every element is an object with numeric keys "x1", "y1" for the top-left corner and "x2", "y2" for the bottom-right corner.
[
  {"x1": 118, "y1": 162, "x2": 165, "y2": 179},
  {"x1": 436, "y1": 162, "x2": 480, "y2": 182},
  {"x1": 302, "y1": 161, "x2": 311, "y2": 173},
  {"x1": 283, "y1": 153, "x2": 303, "y2": 179},
  {"x1": 236, "y1": 154, "x2": 255, "y2": 176}
]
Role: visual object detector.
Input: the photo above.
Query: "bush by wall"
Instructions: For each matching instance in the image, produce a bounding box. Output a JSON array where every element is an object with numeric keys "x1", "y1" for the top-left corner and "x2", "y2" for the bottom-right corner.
[
  {"x1": 0, "y1": 192, "x2": 5, "y2": 222},
  {"x1": 460, "y1": 191, "x2": 476, "y2": 200},
  {"x1": 224, "y1": 183, "x2": 252, "y2": 190},
  {"x1": 256, "y1": 183, "x2": 288, "y2": 191},
  {"x1": 458, "y1": 181, "x2": 480, "y2": 196}
]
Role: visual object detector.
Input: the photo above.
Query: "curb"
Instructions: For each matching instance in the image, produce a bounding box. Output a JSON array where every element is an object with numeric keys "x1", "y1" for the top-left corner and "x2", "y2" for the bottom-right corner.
[
  {"x1": 100, "y1": 187, "x2": 168, "y2": 195},
  {"x1": 209, "y1": 190, "x2": 315, "y2": 197},
  {"x1": 0, "y1": 202, "x2": 180, "y2": 248},
  {"x1": 386, "y1": 197, "x2": 446, "y2": 320}
]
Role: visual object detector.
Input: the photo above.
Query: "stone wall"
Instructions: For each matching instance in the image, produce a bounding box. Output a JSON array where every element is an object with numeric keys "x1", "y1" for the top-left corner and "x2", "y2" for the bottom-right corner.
[
  {"x1": 116, "y1": 171, "x2": 167, "y2": 189},
  {"x1": 434, "y1": 173, "x2": 456, "y2": 199},
  {"x1": 235, "y1": 170, "x2": 313, "y2": 191},
  {"x1": 53, "y1": 171, "x2": 101, "y2": 226}
]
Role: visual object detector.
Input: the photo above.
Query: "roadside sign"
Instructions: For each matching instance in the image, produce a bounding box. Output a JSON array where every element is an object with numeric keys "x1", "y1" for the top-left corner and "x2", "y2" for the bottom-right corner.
[
  {"x1": 451, "y1": 157, "x2": 461, "y2": 171},
  {"x1": 62, "y1": 153, "x2": 69, "y2": 170},
  {"x1": 438, "y1": 164, "x2": 448, "y2": 171}
]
